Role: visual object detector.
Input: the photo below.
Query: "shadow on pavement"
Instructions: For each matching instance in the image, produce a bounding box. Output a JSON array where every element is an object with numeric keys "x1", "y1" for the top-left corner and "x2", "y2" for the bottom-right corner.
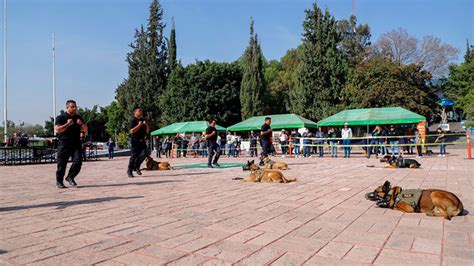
[
  {"x1": 79, "y1": 180, "x2": 183, "y2": 188},
  {"x1": 0, "y1": 196, "x2": 144, "y2": 212}
]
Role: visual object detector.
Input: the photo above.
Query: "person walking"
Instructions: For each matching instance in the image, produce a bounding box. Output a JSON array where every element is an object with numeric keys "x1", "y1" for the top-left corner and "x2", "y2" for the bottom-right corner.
[
  {"x1": 291, "y1": 130, "x2": 301, "y2": 158},
  {"x1": 302, "y1": 129, "x2": 312, "y2": 158},
  {"x1": 379, "y1": 126, "x2": 388, "y2": 155},
  {"x1": 249, "y1": 130, "x2": 258, "y2": 157},
  {"x1": 387, "y1": 125, "x2": 400, "y2": 157},
  {"x1": 315, "y1": 127, "x2": 325, "y2": 157},
  {"x1": 54, "y1": 100, "x2": 88, "y2": 188},
  {"x1": 206, "y1": 119, "x2": 220, "y2": 168},
  {"x1": 279, "y1": 130, "x2": 288, "y2": 157},
  {"x1": 260, "y1": 117, "x2": 273, "y2": 164},
  {"x1": 107, "y1": 138, "x2": 116, "y2": 159},
  {"x1": 415, "y1": 129, "x2": 423, "y2": 157},
  {"x1": 368, "y1": 126, "x2": 380, "y2": 158},
  {"x1": 155, "y1": 136, "x2": 162, "y2": 158},
  {"x1": 328, "y1": 128, "x2": 339, "y2": 158},
  {"x1": 435, "y1": 127, "x2": 447, "y2": 156},
  {"x1": 127, "y1": 107, "x2": 149, "y2": 178},
  {"x1": 163, "y1": 137, "x2": 171, "y2": 158},
  {"x1": 341, "y1": 122, "x2": 353, "y2": 158},
  {"x1": 226, "y1": 132, "x2": 234, "y2": 157}
]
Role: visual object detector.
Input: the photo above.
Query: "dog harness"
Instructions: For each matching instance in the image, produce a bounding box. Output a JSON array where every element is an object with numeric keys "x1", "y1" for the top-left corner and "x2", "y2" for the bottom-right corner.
[
  {"x1": 392, "y1": 189, "x2": 423, "y2": 210},
  {"x1": 250, "y1": 169, "x2": 264, "y2": 182}
]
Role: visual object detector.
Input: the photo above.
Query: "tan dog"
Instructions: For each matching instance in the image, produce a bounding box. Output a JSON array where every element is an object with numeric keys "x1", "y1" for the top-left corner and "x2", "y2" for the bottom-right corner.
[
  {"x1": 145, "y1": 156, "x2": 173, "y2": 170},
  {"x1": 366, "y1": 181, "x2": 464, "y2": 220},
  {"x1": 260, "y1": 157, "x2": 289, "y2": 170},
  {"x1": 238, "y1": 162, "x2": 296, "y2": 183}
]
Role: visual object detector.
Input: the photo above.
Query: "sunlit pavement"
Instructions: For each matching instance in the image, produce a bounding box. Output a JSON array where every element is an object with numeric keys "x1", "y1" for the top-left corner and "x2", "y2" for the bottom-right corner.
[{"x1": 0, "y1": 149, "x2": 472, "y2": 265}]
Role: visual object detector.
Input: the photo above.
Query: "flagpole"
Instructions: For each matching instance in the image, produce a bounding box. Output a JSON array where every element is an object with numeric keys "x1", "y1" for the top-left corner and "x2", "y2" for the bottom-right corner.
[
  {"x1": 3, "y1": 0, "x2": 7, "y2": 143},
  {"x1": 52, "y1": 33, "x2": 56, "y2": 133}
]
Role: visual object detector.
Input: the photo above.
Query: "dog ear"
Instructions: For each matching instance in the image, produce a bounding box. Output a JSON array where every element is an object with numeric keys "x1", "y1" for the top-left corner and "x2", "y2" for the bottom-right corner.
[{"x1": 251, "y1": 160, "x2": 254, "y2": 164}]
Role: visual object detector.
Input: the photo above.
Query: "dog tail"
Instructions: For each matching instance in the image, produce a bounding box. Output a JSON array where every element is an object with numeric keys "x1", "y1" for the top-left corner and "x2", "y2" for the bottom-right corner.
[
  {"x1": 283, "y1": 176, "x2": 297, "y2": 183},
  {"x1": 232, "y1": 177, "x2": 244, "y2": 181}
]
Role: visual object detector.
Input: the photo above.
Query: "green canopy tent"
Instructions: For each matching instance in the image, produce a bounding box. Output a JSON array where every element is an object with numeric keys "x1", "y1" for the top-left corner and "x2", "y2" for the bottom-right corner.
[
  {"x1": 227, "y1": 114, "x2": 318, "y2": 132},
  {"x1": 317, "y1": 107, "x2": 425, "y2": 127},
  {"x1": 151, "y1": 121, "x2": 227, "y2": 136}
]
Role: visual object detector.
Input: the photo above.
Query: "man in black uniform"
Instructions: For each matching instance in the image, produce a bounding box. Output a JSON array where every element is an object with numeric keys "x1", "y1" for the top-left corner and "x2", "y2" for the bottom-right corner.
[
  {"x1": 127, "y1": 107, "x2": 149, "y2": 177},
  {"x1": 260, "y1": 117, "x2": 272, "y2": 165},
  {"x1": 205, "y1": 119, "x2": 220, "y2": 168},
  {"x1": 54, "y1": 100, "x2": 88, "y2": 188}
]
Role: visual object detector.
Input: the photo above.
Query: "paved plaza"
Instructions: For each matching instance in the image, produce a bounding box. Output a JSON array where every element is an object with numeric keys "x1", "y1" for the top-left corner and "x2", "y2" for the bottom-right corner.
[{"x1": 0, "y1": 149, "x2": 472, "y2": 265}]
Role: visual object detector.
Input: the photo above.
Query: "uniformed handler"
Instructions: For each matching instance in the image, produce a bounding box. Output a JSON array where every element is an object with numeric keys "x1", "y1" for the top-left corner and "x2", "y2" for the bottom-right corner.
[
  {"x1": 205, "y1": 119, "x2": 220, "y2": 168},
  {"x1": 127, "y1": 107, "x2": 149, "y2": 177},
  {"x1": 260, "y1": 117, "x2": 273, "y2": 164},
  {"x1": 54, "y1": 100, "x2": 88, "y2": 188}
]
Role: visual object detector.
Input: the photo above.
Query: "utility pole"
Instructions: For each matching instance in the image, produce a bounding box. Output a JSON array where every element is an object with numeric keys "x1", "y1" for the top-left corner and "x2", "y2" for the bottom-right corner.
[
  {"x1": 52, "y1": 33, "x2": 56, "y2": 135},
  {"x1": 3, "y1": 0, "x2": 7, "y2": 143}
]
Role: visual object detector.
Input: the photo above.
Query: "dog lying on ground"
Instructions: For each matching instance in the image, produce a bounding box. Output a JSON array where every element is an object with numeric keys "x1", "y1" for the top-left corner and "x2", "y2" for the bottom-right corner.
[
  {"x1": 380, "y1": 156, "x2": 421, "y2": 168},
  {"x1": 366, "y1": 181, "x2": 464, "y2": 220},
  {"x1": 144, "y1": 156, "x2": 174, "y2": 170},
  {"x1": 237, "y1": 160, "x2": 296, "y2": 183},
  {"x1": 258, "y1": 157, "x2": 289, "y2": 170}
]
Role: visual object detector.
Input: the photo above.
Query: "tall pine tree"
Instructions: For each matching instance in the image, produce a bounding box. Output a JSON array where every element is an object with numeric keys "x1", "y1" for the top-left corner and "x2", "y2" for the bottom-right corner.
[
  {"x1": 168, "y1": 17, "x2": 178, "y2": 71},
  {"x1": 240, "y1": 17, "x2": 266, "y2": 120},
  {"x1": 116, "y1": 0, "x2": 168, "y2": 130},
  {"x1": 291, "y1": 2, "x2": 348, "y2": 121}
]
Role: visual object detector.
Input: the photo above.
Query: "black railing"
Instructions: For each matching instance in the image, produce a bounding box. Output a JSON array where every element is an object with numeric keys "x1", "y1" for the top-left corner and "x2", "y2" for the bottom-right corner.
[{"x1": 0, "y1": 147, "x2": 57, "y2": 165}]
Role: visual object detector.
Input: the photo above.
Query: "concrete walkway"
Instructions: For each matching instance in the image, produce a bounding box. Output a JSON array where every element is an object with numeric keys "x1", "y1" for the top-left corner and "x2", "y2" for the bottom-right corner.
[{"x1": 0, "y1": 150, "x2": 472, "y2": 265}]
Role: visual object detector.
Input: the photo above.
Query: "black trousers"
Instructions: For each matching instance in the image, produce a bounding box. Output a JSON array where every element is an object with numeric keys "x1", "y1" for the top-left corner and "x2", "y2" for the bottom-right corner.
[
  {"x1": 207, "y1": 141, "x2": 220, "y2": 165},
  {"x1": 250, "y1": 143, "x2": 257, "y2": 157},
  {"x1": 128, "y1": 139, "x2": 147, "y2": 173},
  {"x1": 261, "y1": 140, "x2": 271, "y2": 158},
  {"x1": 56, "y1": 141, "x2": 83, "y2": 183}
]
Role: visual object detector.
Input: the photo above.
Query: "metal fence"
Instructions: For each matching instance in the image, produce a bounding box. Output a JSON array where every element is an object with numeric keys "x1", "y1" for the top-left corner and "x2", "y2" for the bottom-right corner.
[{"x1": 0, "y1": 147, "x2": 57, "y2": 165}]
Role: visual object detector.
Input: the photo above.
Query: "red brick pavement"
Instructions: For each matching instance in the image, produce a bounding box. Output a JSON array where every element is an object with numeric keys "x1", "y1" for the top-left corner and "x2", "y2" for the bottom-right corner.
[{"x1": 0, "y1": 149, "x2": 472, "y2": 265}]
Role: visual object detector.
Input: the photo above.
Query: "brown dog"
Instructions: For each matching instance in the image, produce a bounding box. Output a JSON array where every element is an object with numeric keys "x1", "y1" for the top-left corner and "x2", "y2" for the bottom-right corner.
[
  {"x1": 145, "y1": 156, "x2": 173, "y2": 170},
  {"x1": 237, "y1": 162, "x2": 296, "y2": 183},
  {"x1": 260, "y1": 157, "x2": 289, "y2": 170},
  {"x1": 366, "y1": 181, "x2": 464, "y2": 220}
]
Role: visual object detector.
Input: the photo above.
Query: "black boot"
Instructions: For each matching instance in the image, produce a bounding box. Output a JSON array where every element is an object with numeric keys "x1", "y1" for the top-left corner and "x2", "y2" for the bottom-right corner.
[
  {"x1": 65, "y1": 177, "x2": 77, "y2": 187},
  {"x1": 56, "y1": 182, "x2": 67, "y2": 189}
]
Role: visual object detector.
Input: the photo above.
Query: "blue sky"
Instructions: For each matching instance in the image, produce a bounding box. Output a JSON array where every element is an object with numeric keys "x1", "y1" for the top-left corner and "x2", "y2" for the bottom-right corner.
[{"x1": 1, "y1": 0, "x2": 473, "y2": 125}]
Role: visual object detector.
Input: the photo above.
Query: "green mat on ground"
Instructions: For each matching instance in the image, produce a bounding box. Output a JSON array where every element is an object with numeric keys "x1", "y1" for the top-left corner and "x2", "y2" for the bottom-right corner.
[{"x1": 173, "y1": 163, "x2": 246, "y2": 169}]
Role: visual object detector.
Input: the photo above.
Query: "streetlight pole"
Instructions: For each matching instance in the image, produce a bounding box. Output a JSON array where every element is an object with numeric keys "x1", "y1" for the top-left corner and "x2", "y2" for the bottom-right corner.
[
  {"x1": 3, "y1": 0, "x2": 7, "y2": 143},
  {"x1": 52, "y1": 33, "x2": 56, "y2": 134}
]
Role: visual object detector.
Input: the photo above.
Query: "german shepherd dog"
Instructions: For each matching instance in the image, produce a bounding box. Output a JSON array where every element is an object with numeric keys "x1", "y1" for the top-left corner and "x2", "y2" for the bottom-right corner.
[
  {"x1": 258, "y1": 157, "x2": 289, "y2": 170},
  {"x1": 366, "y1": 181, "x2": 464, "y2": 220},
  {"x1": 238, "y1": 160, "x2": 296, "y2": 183},
  {"x1": 381, "y1": 156, "x2": 421, "y2": 168},
  {"x1": 144, "y1": 156, "x2": 174, "y2": 170}
]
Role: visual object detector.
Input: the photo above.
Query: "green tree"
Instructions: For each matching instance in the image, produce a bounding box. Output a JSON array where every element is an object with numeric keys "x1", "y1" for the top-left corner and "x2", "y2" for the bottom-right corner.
[
  {"x1": 337, "y1": 15, "x2": 371, "y2": 69},
  {"x1": 168, "y1": 17, "x2": 178, "y2": 71},
  {"x1": 44, "y1": 106, "x2": 110, "y2": 141},
  {"x1": 342, "y1": 56, "x2": 437, "y2": 119},
  {"x1": 161, "y1": 60, "x2": 242, "y2": 126},
  {"x1": 445, "y1": 43, "x2": 474, "y2": 125},
  {"x1": 265, "y1": 48, "x2": 301, "y2": 114},
  {"x1": 103, "y1": 101, "x2": 127, "y2": 138},
  {"x1": 240, "y1": 17, "x2": 266, "y2": 120},
  {"x1": 292, "y1": 2, "x2": 348, "y2": 121},
  {"x1": 116, "y1": 0, "x2": 168, "y2": 130}
]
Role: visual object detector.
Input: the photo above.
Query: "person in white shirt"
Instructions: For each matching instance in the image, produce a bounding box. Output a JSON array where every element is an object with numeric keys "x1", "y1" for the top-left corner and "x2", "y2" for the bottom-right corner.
[
  {"x1": 226, "y1": 132, "x2": 234, "y2": 157},
  {"x1": 341, "y1": 122, "x2": 353, "y2": 158},
  {"x1": 279, "y1": 130, "x2": 288, "y2": 156}
]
